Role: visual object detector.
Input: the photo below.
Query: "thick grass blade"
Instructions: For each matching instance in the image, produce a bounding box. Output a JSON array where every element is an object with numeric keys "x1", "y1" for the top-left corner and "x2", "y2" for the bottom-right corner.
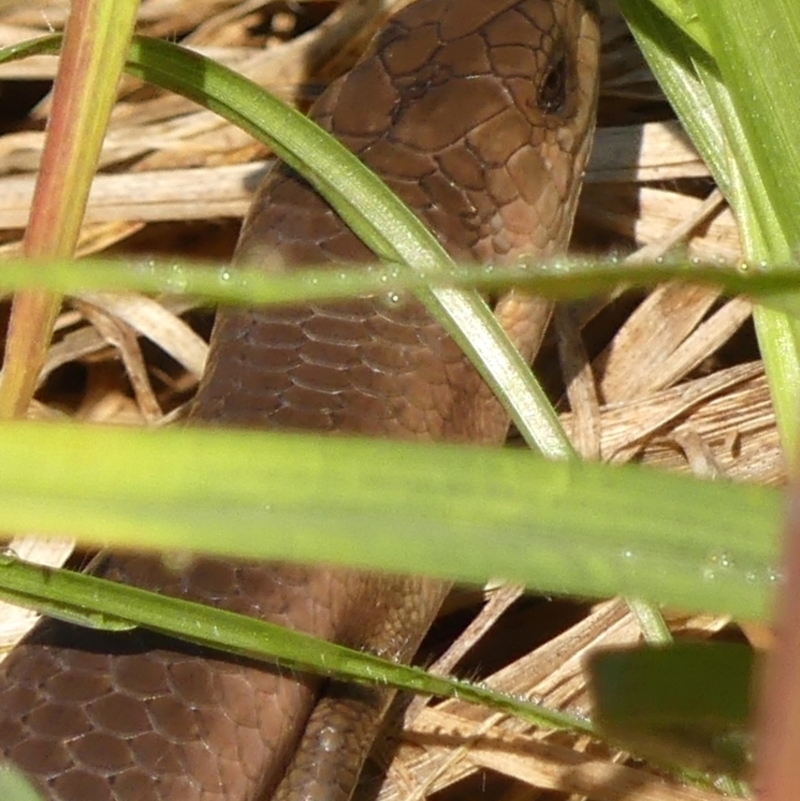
[{"x1": 0, "y1": 421, "x2": 782, "y2": 622}]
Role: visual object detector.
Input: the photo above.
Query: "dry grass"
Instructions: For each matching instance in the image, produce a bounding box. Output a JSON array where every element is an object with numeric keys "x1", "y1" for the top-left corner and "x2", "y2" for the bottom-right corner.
[{"x1": 0, "y1": 1, "x2": 774, "y2": 799}]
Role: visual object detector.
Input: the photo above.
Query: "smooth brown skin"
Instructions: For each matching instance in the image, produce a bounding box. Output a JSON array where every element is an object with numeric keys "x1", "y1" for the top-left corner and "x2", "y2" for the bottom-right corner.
[{"x1": 0, "y1": 2, "x2": 600, "y2": 800}]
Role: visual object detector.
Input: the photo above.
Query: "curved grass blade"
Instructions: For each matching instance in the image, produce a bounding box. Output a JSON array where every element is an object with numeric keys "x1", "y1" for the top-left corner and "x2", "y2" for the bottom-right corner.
[{"x1": 0, "y1": 34, "x2": 571, "y2": 458}]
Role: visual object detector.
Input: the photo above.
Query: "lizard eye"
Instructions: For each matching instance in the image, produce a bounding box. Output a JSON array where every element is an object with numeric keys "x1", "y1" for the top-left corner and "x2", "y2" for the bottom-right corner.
[{"x1": 538, "y1": 53, "x2": 567, "y2": 113}]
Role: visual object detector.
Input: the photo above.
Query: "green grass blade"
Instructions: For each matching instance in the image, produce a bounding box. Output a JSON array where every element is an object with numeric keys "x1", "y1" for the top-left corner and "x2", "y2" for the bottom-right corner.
[
  {"x1": 0, "y1": 766, "x2": 44, "y2": 801},
  {"x1": 0, "y1": 422, "x2": 782, "y2": 621},
  {"x1": 0, "y1": 33, "x2": 571, "y2": 458},
  {"x1": 0, "y1": 555, "x2": 590, "y2": 735},
  {"x1": 645, "y1": 0, "x2": 710, "y2": 53},
  {"x1": 618, "y1": 0, "x2": 800, "y2": 463},
  {"x1": 590, "y1": 642, "x2": 753, "y2": 776},
  {"x1": 700, "y1": 2, "x2": 800, "y2": 251},
  {"x1": 1, "y1": 257, "x2": 800, "y2": 307},
  {"x1": 618, "y1": 1, "x2": 730, "y2": 197},
  {"x1": 123, "y1": 35, "x2": 571, "y2": 456}
]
